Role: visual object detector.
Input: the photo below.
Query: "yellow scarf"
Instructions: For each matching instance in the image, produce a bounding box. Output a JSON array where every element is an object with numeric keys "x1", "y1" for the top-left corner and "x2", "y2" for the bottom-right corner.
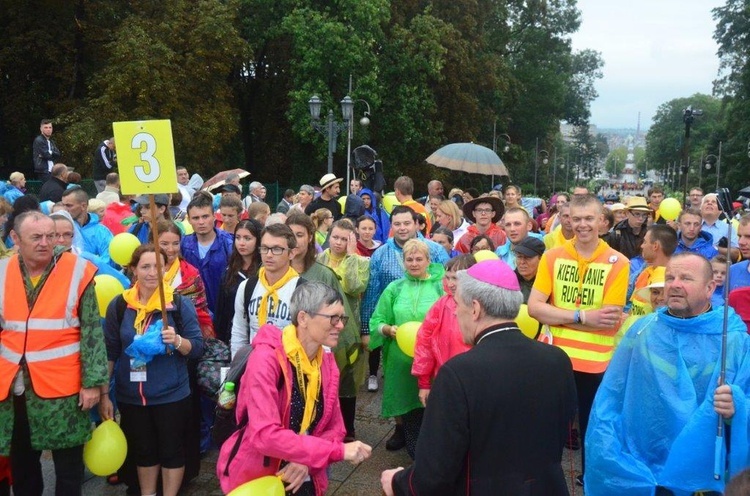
[
  {"x1": 164, "y1": 258, "x2": 181, "y2": 286},
  {"x1": 122, "y1": 282, "x2": 175, "y2": 334},
  {"x1": 257, "y1": 266, "x2": 299, "y2": 325},
  {"x1": 282, "y1": 324, "x2": 323, "y2": 434}
]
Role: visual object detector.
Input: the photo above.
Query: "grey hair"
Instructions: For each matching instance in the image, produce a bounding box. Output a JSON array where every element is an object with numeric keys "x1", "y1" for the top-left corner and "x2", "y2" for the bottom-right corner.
[
  {"x1": 456, "y1": 270, "x2": 523, "y2": 320},
  {"x1": 265, "y1": 213, "x2": 287, "y2": 226},
  {"x1": 290, "y1": 282, "x2": 344, "y2": 326},
  {"x1": 299, "y1": 184, "x2": 315, "y2": 196},
  {"x1": 249, "y1": 181, "x2": 264, "y2": 192}
]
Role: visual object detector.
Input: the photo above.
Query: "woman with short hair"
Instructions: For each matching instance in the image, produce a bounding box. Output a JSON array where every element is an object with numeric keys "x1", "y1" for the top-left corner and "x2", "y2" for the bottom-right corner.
[
  {"x1": 217, "y1": 282, "x2": 372, "y2": 495},
  {"x1": 369, "y1": 239, "x2": 445, "y2": 459}
]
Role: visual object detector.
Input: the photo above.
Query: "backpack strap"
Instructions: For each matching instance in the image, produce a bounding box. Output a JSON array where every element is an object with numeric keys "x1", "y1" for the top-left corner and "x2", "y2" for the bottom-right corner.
[
  {"x1": 115, "y1": 294, "x2": 126, "y2": 325},
  {"x1": 242, "y1": 275, "x2": 260, "y2": 321}
]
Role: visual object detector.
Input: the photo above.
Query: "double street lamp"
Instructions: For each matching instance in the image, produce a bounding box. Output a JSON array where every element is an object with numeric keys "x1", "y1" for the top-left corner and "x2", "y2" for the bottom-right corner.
[
  {"x1": 308, "y1": 95, "x2": 354, "y2": 175},
  {"x1": 535, "y1": 148, "x2": 549, "y2": 196}
]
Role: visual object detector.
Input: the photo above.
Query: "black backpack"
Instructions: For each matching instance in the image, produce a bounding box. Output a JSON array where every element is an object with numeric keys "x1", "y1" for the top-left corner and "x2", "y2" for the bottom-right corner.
[
  {"x1": 211, "y1": 344, "x2": 257, "y2": 447},
  {"x1": 212, "y1": 275, "x2": 305, "y2": 447}
]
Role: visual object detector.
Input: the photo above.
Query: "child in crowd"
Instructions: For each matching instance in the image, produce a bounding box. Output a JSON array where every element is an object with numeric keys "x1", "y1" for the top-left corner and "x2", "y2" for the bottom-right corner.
[{"x1": 711, "y1": 255, "x2": 727, "y2": 307}]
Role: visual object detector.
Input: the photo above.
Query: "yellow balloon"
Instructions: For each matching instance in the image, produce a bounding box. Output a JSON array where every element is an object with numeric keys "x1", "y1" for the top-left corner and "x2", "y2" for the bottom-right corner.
[
  {"x1": 515, "y1": 304, "x2": 541, "y2": 339},
  {"x1": 659, "y1": 197, "x2": 682, "y2": 221},
  {"x1": 94, "y1": 275, "x2": 125, "y2": 318},
  {"x1": 228, "y1": 476, "x2": 285, "y2": 496},
  {"x1": 181, "y1": 220, "x2": 194, "y2": 235},
  {"x1": 473, "y1": 249, "x2": 499, "y2": 262},
  {"x1": 83, "y1": 420, "x2": 127, "y2": 476},
  {"x1": 396, "y1": 321, "x2": 421, "y2": 357},
  {"x1": 382, "y1": 192, "x2": 400, "y2": 214},
  {"x1": 338, "y1": 195, "x2": 346, "y2": 215},
  {"x1": 109, "y1": 232, "x2": 141, "y2": 266}
]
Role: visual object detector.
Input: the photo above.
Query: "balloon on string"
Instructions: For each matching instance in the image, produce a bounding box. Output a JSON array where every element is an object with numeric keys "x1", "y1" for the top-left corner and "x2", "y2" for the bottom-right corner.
[
  {"x1": 109, "y1": 232, "x2": 141, "y2": 266},
  {"x1": 338, "y1": 196, "x2": 347, "y2": 215},
  {"x1": 516, "y1": 304, "x2": 541, "y2": 339},
  {"x1": 395, "y1": 321, "x2": 421, "y2": 357},
  {"x1": 658, "y1": 198, "x2": 682, "y2": 221},
  {"x1": 382, "y1": 192, "x2": 400, "y2": 214},
  {"x1": 473, "y1": 250, "x2": 499, "y2": 262},
  {"x1": 94, "y1": 275, "x2": 125, "y2": 318},
  {"x1": 227, "y1": 476, "x2": 285, "y2": 496},
  {"x1": 83, "y1": 420, "x2": 127, "y2": 476}
]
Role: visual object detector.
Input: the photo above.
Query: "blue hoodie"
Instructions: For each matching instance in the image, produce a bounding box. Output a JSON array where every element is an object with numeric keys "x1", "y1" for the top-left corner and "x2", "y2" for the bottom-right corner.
[
  {"x1": 79, "y1": 213, "x2": 115, "y2": 267},
  {"x1": 674, "y1": 230, "x2": 719, "y2": 260},
  {"x1": 358, "y1": 188, "x2": 390, "y2": 243},
  {"x1": 181, "y1": 228, "x2": 234, "y2": 314}
]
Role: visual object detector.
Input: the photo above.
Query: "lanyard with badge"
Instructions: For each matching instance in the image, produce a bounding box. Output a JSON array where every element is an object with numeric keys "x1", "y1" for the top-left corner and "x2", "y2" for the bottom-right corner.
[{"x1": 130, "y1": 314, "x2": 154, "y2": 382}]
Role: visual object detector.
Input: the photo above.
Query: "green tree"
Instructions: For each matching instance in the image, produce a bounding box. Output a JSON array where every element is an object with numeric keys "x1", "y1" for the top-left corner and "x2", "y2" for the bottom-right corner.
[
  {"x1": 644, "y1": 94, "x2": 722, "y2": 192},
  {"x1": 62, "y1": 0, "x2": 248, "y2": 177},
  {"x1": 712, "y1": 0, "x2": 750, "y2": 193}
]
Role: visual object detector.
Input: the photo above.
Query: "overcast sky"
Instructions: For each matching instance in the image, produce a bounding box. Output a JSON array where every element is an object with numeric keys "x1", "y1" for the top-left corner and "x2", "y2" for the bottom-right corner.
[{"x1": 570, "y1": 0, "x2": 725, "y2": 130}]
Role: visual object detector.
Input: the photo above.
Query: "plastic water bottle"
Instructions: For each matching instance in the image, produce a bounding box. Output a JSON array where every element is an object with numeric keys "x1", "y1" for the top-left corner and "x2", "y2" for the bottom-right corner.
[{"x1": 217, "y1": 382, "x2": 236, "y2": 410}]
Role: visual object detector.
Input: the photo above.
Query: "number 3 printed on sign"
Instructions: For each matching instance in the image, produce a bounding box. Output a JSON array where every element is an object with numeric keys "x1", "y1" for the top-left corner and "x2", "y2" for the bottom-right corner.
[{"x1": 132, "y1": 132, "x2": 160, "y2": 183}]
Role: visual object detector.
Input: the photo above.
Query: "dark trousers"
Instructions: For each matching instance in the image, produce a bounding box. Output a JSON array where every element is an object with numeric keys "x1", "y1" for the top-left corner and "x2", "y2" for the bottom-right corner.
[
  {"x1": 339, "y1": 397, "x2": 357, "y2": 438},
  {"x1": 10, "y1": 394, "x2": 84, "y2": 496},
  {"x1": 574, "y1": 370, "x2": 603, "y2": 476},
  {"x1": 369, "y1": 348, "x2": 381, "y2": 376},
  {"x1": 402, "y1": 408, "x2": 424, "y2": 460}
]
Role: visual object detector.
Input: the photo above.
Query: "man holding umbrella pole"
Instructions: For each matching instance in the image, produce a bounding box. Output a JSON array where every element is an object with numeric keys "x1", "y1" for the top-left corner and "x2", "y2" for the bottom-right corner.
[{"x1": 585, "y1": 252, "x2": 750, "y2": 495}]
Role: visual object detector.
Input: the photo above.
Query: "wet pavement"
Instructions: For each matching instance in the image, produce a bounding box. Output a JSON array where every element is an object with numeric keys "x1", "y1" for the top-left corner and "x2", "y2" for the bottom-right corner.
[{"x1": 39, "y1": 379, "x2": 583, "y2": 495}]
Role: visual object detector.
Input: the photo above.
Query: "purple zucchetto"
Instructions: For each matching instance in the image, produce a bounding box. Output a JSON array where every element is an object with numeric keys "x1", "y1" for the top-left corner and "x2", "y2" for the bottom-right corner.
[{"x1": 465, "y1": 260, "x2": 520, "y2": 291}]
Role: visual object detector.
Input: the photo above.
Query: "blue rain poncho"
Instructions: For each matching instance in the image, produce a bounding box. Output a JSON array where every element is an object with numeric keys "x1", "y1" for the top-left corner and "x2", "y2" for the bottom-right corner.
[
  {"x1": 125, "y1": 320, "x2": 174, "y2": 368},
  {"x1": 585, "y1": 306, "x2": 750, "y2": 495}
]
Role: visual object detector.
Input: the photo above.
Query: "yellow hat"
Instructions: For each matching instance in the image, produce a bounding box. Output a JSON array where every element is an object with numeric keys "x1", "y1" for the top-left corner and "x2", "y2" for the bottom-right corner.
[{"x1": 635, "y1": 266, "x2": 666, "y2": 300}]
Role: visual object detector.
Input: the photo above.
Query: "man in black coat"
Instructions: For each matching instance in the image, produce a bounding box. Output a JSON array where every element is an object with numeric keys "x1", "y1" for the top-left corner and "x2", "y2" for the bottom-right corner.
[
  {"x1": 603, "y1": 196, "x2": 651, "y2": 259},
  {"x1": 38, "y1": 163, "x2": 69, "y2": 203},
  {"x1": 92, "y1": 137, "x2": 116, "y2": 193},
  {"x1": 32, "y1": 119, "x2": 61, "y2": 182},
  {"x1": 382, "y1": 259, "x2": 577, "y2": 496}
]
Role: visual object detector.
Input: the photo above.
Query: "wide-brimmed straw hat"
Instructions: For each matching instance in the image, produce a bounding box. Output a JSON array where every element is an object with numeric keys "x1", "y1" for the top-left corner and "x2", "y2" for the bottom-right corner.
[
  {"x1": 626, "y1": 196, "x2": 653, "y2": 212},
  {"x1": 462, "y1": 196, "x2": 504, "y2": 224},
  {"x1": 319, "y1": 173, "x2": 343, "y2": 191}
]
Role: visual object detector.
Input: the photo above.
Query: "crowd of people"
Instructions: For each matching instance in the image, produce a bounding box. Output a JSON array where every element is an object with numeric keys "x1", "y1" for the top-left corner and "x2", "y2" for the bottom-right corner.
[{"x1": 0, "y1": 122, "x2": 750, "y2": 495}]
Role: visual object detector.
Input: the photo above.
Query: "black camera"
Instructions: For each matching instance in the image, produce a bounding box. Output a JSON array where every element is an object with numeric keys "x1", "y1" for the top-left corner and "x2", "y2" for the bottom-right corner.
[{"x1": 715, "y1": 188, "x2": 733, "y2": 215}]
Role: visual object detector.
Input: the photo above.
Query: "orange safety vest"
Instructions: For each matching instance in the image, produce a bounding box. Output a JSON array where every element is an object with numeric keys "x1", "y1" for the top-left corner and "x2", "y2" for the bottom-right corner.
[
  {"x1": 0, "y1": 252, "x2": 96, "y2": 401},
  {"x1": 539, "y1": 241, "x2": 629, "y2": 374}
]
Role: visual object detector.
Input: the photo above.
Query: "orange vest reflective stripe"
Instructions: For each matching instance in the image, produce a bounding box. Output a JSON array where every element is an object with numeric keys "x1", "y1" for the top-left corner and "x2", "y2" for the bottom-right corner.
[{"x1": 0, "y1": 253, "x2": 96, "y2": 400}]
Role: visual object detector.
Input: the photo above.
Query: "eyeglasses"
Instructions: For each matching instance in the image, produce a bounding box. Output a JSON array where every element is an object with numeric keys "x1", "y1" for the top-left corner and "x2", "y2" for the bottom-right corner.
[
  {"x1": 56, "y1": 232, "x2": 74, "y2": 240},
  {"x1": 474, "y1": 208, "x2": 494, "y2": 215},
  {"x1": 259, "y1": 246, "x2": 287, "y2": 255},
  {"x1": 628, "y1": 211, "x2": 649, "y2": 219},
  {"x1": 311, "y1": 313, "x2": 349, "y2": 326}
]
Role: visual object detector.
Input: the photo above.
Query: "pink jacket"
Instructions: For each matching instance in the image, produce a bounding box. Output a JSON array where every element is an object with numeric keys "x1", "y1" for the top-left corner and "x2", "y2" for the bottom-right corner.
[
  {"x1": 217, "y1": 324, "x2": 346, "y2": 495},
  {"x1": 411, "y1": 294, "x2": 471, "y2": 389}
]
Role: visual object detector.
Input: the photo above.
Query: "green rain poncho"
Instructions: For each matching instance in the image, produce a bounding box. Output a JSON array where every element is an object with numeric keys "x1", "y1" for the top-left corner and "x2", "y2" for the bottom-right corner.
[
  {"x1": 370, "y1": 263, "x2": 445, "y2": 417},
  {"x1": 300, "y1": 262, "x2": 366, "y2": 397}
]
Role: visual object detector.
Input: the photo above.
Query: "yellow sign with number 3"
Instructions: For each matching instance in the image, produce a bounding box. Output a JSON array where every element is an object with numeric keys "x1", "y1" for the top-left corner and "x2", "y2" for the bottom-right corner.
[{"x1": 113, "y1": 120, "x2": 178, "y2": 195}]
